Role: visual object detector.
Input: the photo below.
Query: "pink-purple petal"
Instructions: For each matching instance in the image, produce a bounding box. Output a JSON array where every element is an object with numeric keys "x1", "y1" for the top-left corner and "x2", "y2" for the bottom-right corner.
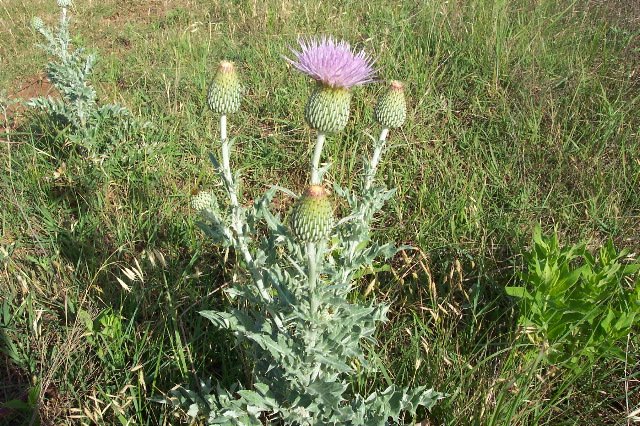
[{"x1": 285, "y1": 36, "x2": 376, "y2": 89}]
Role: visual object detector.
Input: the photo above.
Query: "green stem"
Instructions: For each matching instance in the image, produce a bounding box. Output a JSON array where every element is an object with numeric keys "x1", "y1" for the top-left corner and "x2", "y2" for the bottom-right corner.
[
  {"x1": 220, "y1": 114, "x2": 227, "y2": 143},
  {"x1": 218, "y1": 114, "x2": 271, "y2": 301},
  {"x1": 220, "y1": 114, "x2": 236, "y2": 206},
  {"x1": 364, "y1": 127, "x2": 389, "y2": 190},
  {"x1": 311, "y1": 132, "x2": 326, "y2": 185},
  {"x1": 307, "y1": 242, "x2": 318, "y2": 316},
  {"x1": 305, "y1": 241, "x2": 321, "y2": 383},
  {"x1": 60, "y1": 7, "x2": 69, "y2": 60}
]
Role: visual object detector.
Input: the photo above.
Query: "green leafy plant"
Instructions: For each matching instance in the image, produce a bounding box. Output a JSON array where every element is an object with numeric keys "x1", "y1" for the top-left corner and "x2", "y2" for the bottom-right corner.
[
  {"x1": 28, "y1": 0, "x2": 138, "y2": 151},
  {"x1": 506, "y1": 227, "x2": 640, "y2": 366},
  {"x1": 165, "y1": 39, "x2": 443, "y2": 424},
  {"x1": 78, "y1": 308, "x2": 127, "y2": 368},
  {"x1": 0, "y1": 382, "x2": 41, "y2": 426}
]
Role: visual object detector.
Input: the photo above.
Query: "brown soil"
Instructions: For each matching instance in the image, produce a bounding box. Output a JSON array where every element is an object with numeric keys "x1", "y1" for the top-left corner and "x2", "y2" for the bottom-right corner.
[
  {"x1": 101, "y1": 0, "x2": 170, "y2": 25},
  {"x1": 1, "y1": 73, "x2": 55, "y2": 133}
]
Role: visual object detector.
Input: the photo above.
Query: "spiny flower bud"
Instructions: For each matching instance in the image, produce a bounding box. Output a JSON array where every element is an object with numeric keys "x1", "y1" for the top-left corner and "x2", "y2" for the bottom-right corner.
[
  {"x1": 31, "y1": 17, "x2": 45, "y2": 31},
  {"x1": 290, "y1": 185, "x2": 334, "y2": 243},
  {"x1": 305, "y1": 86, "x2": 352, "y2": 133},
  {"x1": 375, "y1": 80, "x2": 406, "y2": 129},
  {"x1": 57, "y1": 0, "x2": 72, "y2": 7},
  {"x1": 207, "y1": 60, "x2": 242, "y2": 115},
  {"x1": 191, "y1": 190, "x2": 217, "y2": 212},
  {"x1": 285, "y1": 37, "x2": 376, "y2": 133}
]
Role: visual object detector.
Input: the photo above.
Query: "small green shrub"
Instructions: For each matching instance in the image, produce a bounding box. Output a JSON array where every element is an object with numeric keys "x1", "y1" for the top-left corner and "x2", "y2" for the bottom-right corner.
[
  {"x1": 28, "y1": 0, "x2": 143, "y2": 153},
  {"x1": 507, "y1": 227, "x2": 640, "y2": 366}
]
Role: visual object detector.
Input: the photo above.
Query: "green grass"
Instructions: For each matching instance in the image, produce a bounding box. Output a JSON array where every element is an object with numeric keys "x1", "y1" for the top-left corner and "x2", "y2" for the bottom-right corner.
[{"x1": 1, "y1": 0, "x2": 639, "y2": 424}]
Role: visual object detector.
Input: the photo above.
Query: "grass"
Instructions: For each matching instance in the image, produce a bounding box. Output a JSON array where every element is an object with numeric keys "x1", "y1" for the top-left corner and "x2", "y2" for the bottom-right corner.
[{"x1": 1, "y1": 0, "x2": 639, "y2": 424}]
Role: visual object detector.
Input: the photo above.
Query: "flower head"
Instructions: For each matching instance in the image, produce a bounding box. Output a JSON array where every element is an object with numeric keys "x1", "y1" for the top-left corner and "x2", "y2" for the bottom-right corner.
[
  {"x1": 289, "y1": 185, "x2": 334, "y2": 242},
  {"x1": 285, "y1": 36, "x2": 376, "y2": 89},
  {"x1": 31, "y1": 16, "x2": 45, "y2": 31},
  {"x1": 191, "y1": 190, "x2": 217, "y2": 212},
  {"x1": 375, "y1": 80, "x2": 407, "y2": 128},
  {"x1": 207, "y1": 60, "x2": 242, "y2": 115}
]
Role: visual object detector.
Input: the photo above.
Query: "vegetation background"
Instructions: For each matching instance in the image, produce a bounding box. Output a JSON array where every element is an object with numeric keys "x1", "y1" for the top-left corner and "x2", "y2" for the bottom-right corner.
[{"x1": 0, "y1": 0, "x2": 638, "y2": 424}]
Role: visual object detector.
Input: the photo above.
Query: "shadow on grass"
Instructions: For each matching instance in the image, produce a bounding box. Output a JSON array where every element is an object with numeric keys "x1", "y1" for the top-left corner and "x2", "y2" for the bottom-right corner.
[
  {"x1": 0, "y1": 330, "x2": 38, "y2": 425},
  {"x1": 360, "y1": 247, "x2": 523, "y2": 424},
  {"x1": 3, "y1": 118, "x2": 250, "y2": 422}
]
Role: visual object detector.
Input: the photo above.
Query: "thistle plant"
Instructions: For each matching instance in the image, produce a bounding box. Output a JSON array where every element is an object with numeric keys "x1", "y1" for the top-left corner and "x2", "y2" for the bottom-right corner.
[
  {"x1": 28, "y1": 0, "x2": 135, "y2": 150},
  {"x1": 168, "y1": 38, "x2": 442, "y2": 425}
]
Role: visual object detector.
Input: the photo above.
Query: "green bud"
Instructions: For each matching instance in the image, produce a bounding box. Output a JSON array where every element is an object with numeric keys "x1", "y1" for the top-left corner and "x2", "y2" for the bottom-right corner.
[
  {"x1": 191, "y1": 191, "x2": 217, "y2": 212},
  {"x1": 31, "y1": 17, "x2": 45, "y2": 31},
  {"x1": 375, "y1": 80, "x2": 406, "y2": 129},
  {"x1": 305, "y1": 85, "x2": 352, "y2": 133},
  {"x1": 290, "y1": 185, "x2": 334, "y2": 243},
  {"x1": 207, "y1": 61, "x2": 242, "y2": 115}
]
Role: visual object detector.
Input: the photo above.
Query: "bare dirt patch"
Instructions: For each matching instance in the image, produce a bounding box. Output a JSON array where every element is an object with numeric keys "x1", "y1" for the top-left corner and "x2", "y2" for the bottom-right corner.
[
  {"x1": 1, "y1": 73, "x2": 55, "y2": 133},
  {"x1": 100, "y1": 0, "x2": 170, "y2": 25}
]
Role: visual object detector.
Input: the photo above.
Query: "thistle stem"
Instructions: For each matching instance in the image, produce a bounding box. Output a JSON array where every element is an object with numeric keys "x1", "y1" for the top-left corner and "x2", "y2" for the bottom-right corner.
[
  {"x1": 306, "y1": 241, "x2": 320, "y2": 373},
  {"x1": 220, "y1": 115, "x2": 233, "y2": 198},
  {"x1": 60, "y1": 7, "x2": 69, "y2": 59},
  {"x1": 220, "y1": 114, "x2": 227, "y2": 143},
  {"x1": 220, "y1": 115, "x2": 235, "y2": 205},
  {"x1": 364, "y1": 127, "x2": 389, "y2": 190},
  {"x1": 218, "y1": 114, "x2": 270, "y2": 301},
  {"x1": 307, "y1": 242, "x2": 318, "y2": 316},
  {"x1": 310, "y1": 132, "x2": 326, "y2": 185}
]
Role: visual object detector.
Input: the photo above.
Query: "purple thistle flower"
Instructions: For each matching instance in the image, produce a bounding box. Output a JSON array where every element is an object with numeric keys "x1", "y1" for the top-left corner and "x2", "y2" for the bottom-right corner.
[{"x1": 285, "y1": 36, "x2": 376, "y2": 89}]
